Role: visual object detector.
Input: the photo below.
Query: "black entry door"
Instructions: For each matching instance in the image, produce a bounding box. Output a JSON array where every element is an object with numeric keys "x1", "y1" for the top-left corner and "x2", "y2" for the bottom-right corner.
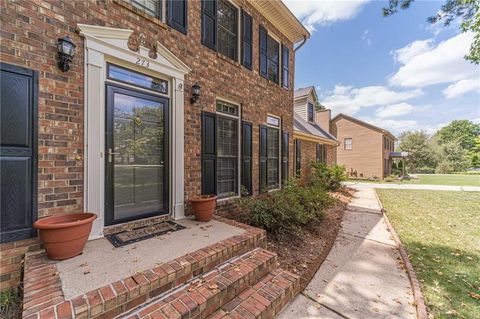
[
  {"x1": 0, "y1": 63, "x2": 38, "y2": 243},
  {"x1": 105, "y1": 85, "x2": 169, "y2": 225}
]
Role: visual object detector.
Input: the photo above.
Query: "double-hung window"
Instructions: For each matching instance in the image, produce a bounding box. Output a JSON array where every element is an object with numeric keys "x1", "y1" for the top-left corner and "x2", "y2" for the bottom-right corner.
[
  {"x1": 316, "y1": 144, "x2": 326, "y2": 163},
  {"x1": 307, "y1": 102, "x2": 314, "y2": 122},
  {"x1": 201, "y1": 101, "x2": 240, "y2": 199},
  {"x1": 344, "y1": 138, "x2": 353, "y2": 150},
  {"x1": 202, "y1": 0, "x2": 241, "y2": 62},
  {"x1": 259, "y1": 26, "x2": 290, "y2": 87},
  {"x1": 259, "y1": 116, "x2": 281, "y2": 191},
  {"x1": 125, "y1": 0, "x2": 187, "y2": 34}
]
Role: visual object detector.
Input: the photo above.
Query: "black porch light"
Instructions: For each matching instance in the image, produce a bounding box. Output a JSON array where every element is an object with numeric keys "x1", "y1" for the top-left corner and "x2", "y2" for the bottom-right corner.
[
  {"x1": 57, "y1": 36, "x2": 76, "y2": 72},
  {"x1": 190, "y1": 83, "x2": 201, "y2": 104}
]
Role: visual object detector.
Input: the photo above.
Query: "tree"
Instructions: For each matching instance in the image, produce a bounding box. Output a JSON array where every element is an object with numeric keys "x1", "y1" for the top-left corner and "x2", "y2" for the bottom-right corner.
[
  {"x1": 436, "y1": 120, "x2": 480, "y2": 150},
  {"x1": 436, "y1": 140, "x2": 470, "y2": 172},
  {"x1": 383, "y1": 0, "x2": 480, "y2": 64},
  {"x1": 398, "y1": 130, "x2": 438, "y2": 172}
]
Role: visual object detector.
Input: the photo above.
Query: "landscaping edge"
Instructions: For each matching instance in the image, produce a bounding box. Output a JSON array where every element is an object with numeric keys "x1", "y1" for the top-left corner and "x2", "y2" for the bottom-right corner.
[{"x1": 373, "y1": 190, "x2": 429, "y2": 319}]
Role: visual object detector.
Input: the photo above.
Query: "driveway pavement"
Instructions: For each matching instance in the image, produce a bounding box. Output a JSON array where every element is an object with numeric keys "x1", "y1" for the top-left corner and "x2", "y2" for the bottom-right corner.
[
  {"x1": 278, "y1": 189, "x2": 417, "y2": 319},
  {"x1": 344, "y1": 181, "x2": 480, "y2": 192}
]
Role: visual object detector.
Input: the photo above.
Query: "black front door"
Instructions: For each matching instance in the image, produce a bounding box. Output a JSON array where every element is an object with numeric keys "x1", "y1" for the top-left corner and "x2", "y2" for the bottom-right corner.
[
  {"x1": 0, "y1": 63, "x2": 38, "y2": 243},
  {"x1": 105, "y1": 85, "x2": 169, "y2": 225}
]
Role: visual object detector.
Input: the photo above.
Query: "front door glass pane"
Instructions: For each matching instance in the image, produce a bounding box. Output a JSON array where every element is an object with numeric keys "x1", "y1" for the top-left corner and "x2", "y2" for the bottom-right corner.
[{"x1": 112, "y1": 92, "x2": 165, "y2": 221}]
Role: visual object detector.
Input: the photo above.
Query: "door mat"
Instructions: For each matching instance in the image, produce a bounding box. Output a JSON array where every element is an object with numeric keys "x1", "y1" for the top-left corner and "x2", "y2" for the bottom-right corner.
[{"x1": 106, "y1": 221, "x2": 185, "y2": 247}]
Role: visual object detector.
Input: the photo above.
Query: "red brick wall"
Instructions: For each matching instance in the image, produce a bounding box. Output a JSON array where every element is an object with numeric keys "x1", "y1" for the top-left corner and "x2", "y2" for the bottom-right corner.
[
  {"x1": 297, "y1": 140, "x2": 336, "y2": 184},
  {"x1": 0, "y1": 0, "x2": 296, "y2": 289}
]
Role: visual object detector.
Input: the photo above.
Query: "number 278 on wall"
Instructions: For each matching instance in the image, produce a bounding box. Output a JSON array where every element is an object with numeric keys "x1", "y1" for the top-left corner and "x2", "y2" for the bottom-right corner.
[{"x1": 136, "y1": 58, "x2": 149, "y2": 68}]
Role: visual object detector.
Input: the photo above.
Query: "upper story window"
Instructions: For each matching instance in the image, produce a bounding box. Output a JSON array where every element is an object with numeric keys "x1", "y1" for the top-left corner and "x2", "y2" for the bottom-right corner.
[
  {"x1": 125, "y1": 0, "x2": 187, "y2": 34},
  {"x1": 201, "y1": 0, "x2": 240, "y2": 63},
  {"x1": 344, "y1": 138, "x2": 352, "y2": 150},
  {"x1": 307, "y1": 102, "x2": 314, "y2": 122},
  {"x1": 259, "y1": 26, "x2": 290, "y2": 88}
]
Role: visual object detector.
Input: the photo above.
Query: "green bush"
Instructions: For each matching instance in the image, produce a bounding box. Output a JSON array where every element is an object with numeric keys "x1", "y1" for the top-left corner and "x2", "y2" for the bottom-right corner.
[
  {"x1": 435, "y1": 161, "x2": 454, "y2": 174},
  {"x1": 310, "y1": 162, "x2": 347, "y2": 191},
  {"x1": 238, "y1": 181, "x2": 335, "y2": 239},
  {"x1": 1, "y1": 287, "x2": 21, "y2": 319},
  {"x1": 415, "y1": 166, "x2": 436, "y2": 174}
]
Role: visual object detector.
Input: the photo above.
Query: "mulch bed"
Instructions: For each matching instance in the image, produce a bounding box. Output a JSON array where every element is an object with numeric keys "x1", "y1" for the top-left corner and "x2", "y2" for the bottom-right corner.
[{"x1": 223, "y1": 188, "x2": 355, "y2": 290}]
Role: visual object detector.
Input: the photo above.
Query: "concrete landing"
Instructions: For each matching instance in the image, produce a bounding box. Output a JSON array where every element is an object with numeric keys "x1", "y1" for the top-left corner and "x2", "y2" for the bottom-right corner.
[
  {"x1": 56, "y1": 218, "x2": 245, "y2": 299},
  {"x1": 278, "y1": 188, "x2": 417, "y2": 319}
]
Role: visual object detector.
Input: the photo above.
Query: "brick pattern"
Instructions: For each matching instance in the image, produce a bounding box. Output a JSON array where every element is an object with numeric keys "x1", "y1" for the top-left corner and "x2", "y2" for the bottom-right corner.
[
  {"x1": 22, "y1": 219, "x2": 266, "y2": 318},
  {"x1": 211, "y1": 269, "x2": 300, "y2": 319},
  {"x1": 0, "y1": 237, "x2": 42, "y2": 290},
  {"x1": 297, "y1": 140, "x2": 336, "y2": 184},
  {"x1": 128, "y1": 248, "x2": 277, "y2": 319}
]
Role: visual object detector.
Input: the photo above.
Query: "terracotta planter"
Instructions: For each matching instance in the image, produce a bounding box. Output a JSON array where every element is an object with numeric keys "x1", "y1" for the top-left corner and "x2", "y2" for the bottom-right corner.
[
  {"x1": 190, "y1": 195, "x2": 217, "y2": 222},
  {"x1": 33, "y1": 213, "x2": 97, "y2": 260}
]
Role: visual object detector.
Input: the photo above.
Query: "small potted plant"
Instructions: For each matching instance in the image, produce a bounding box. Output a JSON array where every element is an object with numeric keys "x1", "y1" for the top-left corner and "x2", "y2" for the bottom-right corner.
[
  {"x1": 190, "y1": 195, "x2": 217, "y2": 222},
  {"x1": 33, "y1": 212, "x2": 97, "y2": 260}
]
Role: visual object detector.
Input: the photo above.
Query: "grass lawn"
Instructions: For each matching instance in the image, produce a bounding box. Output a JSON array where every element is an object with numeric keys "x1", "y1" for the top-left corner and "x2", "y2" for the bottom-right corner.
[
  {"x1": 350, "y1": 174, "x2": 480, "y2": 186},
  {"x1": 377, "y1": 189, "x2": 480, "y2": 319}
]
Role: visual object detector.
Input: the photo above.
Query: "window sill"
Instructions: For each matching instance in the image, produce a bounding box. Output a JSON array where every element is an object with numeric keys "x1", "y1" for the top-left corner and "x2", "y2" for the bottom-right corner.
[
  {"x1": 216, "y1": 52, "x2": 241, "y2": 67},
  {"x1": 217, "y1": 194, "x2": 240, "y2": 202},
  {"x1": 113, "y1": 0, "x2": 168, "y2": 30}
]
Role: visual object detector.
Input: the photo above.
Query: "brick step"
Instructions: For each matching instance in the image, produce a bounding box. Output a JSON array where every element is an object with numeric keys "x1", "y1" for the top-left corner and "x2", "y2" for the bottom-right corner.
[
  {"x1": 124, "y1": 248, "x2": 277, "y2": 319},
  {"x1": 207, "y1": 269, "x2": 300, "y2": 319}
]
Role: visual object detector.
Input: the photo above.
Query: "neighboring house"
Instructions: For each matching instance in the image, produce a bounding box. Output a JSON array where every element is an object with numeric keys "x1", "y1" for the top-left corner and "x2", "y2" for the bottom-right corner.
[
  {"x1": 0, "y1": 0, "x2": 309, "y2": 290},
  {"x1": 293, "y1": 87, "x2": 338, "y2": 181},
  {"x1": 331, "y1": 113, "x2": 397, "y2": 180}
]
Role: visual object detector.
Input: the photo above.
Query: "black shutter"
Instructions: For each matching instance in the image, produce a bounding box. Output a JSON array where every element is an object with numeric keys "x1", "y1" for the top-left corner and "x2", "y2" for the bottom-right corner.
[
  {"x1": 281, "y1": 44, "x2": 289, "y2": 88},
  {"x1": 241, "y1": 122, "x2": 253, "y2": 195},
  {"x1": 259, "y1": 125, "x2": 267, "y2": 192},
  {"x1": 323, "y1": 145, "x2": 327, "y2": 163},
  {"x1": 316, "y1": 143, "x2": 321, "y2": 162},
  {"x1": 202, "y1": 112, "x2": 217, "y2": 195},
  {"x1": 1, "y1": 63, "x2": 38, "y2": 243},
  {"x1": 259, "y1": 25, "x2": 268, "y2": 78},
  {"x1": 201, "y1": 0, "x2": 217, "y2": 50},
  {"x1": 241, "y1": 10, "x2": 253, "y2": 70},
  {"x1": 167, "y1": 0, "x2": 188, "y2": 34},
  {"x1": 295, "y1": 139, "x2": 301, "y2": 177},
  {"x1": 281, "y1": 131, "x2": 289, "y2": 184}
]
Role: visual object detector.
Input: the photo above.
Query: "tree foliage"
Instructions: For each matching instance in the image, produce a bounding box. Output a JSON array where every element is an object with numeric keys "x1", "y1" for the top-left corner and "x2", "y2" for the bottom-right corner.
[
  {"x1": 436, "y1": 119, "x2": 480, "y2": 150},
  {"x1": 398, "y1": 130, "x2": 438, "y2": 172},
  {"x1": 383, "y1": 0, "x2": 480, "y2": 64}
]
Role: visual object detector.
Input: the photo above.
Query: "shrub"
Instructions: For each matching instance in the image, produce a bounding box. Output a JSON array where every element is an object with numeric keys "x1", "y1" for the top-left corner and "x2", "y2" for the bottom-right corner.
[
  {"x1": 436, "y1": 161, "x2": 454, "y2": 174},
  {"x1": 237, "y1": 181, "x2": 335, "y2": 239},
  {"x1": 0, "y1": 287, "x2": 21, "y2": 319},
  {"x1": 310, "y1": 162, "x2": 347, "y2": 191},
  {"x1": 415, "y1": 166, "x2": 435, "y2": 174}
]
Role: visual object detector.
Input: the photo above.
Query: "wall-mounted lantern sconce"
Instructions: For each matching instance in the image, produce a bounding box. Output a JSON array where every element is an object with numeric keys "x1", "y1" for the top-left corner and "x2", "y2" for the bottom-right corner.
[
  {"x1": 190, "y1": 83, "x2": 201, "y2": 104},
  {"x1": 57, "y1": 36, "x2": 76, "y2": 72}
]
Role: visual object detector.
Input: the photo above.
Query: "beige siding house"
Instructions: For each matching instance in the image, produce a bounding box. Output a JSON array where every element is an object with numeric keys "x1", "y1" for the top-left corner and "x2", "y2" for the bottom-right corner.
[{"x1": 331, "y1": 114, "x2": 396, "y2": 180}]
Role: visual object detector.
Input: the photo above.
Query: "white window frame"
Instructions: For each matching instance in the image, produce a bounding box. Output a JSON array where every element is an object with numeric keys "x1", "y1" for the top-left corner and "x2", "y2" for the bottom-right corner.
[
  {"x1": 266, "y1": 114, "x2": 281, "y2": 191},
  {"x1": 127, "y1": 0, "x2": 167, "y2": 22},
  {"x1": 215, "y1": 98, "x2": 242, "y2": 201},
  {"x1": 217, "y1": 0, "x2": 242, "y2": 63},
  {"x1": 344, "y1": 138, "x2": 353, "y2": 150},
  {"x1": 265, "y1": 31, "x2": 281, "y2": 85}
]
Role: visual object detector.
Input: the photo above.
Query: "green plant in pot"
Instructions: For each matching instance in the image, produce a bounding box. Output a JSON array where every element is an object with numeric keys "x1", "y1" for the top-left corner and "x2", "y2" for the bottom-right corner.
[{"x1": 190, "y1": 195, "x2": 217, "y2": 222}]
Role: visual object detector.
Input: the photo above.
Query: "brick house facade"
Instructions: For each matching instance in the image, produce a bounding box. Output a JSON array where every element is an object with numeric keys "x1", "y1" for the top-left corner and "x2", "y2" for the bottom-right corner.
[
  {"x1": 292, "y1": 87, "x2": 338, "y2": 183},
  {"x1": 0, "y1": 0, "x2": 309, "y2": 290}
]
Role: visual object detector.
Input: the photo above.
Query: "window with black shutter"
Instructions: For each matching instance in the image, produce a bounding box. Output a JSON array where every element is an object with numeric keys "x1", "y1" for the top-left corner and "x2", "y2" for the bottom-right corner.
[
  {"x1": 307, "y1": 102, "x2": 314, "y2": 122},
  {"x1": 259, "y1": 26, "x2": 268, "y2": 78},
  {"x1": 202, "y1": 0, "x2": 240, "y2": 62},
  {"x1": 241, "y1": 10, "x2": 253, "y2": 69},
  {"x1": 241, "y1": 122, "x2": 252, "y2": 195},
  {"x1": 167, "y1": 0, "x2": 188, "y2": 34},
  {"x1": 1, "y1": 63, "x2": 38, "y2": 243},
  {"x1": 281, "y1": 131, "x2": 289, "y2": 184},
  {"x1": 201, "y1": 101, "x2": 240, "y2": 198},
  {"x1": 259, "y1": 26, "x2": 280, "y2": 84},
  {"x1": 295, "y1": 139, "x2": 301, "y2": 177},
  {"x1": 259, "y1": 116, "x2": 281, "y2": 192},
  {"x1": 316, "y1": 143, "x2": 327, "y2": 163},
  {"x1": 127, "y1": 0, "x2": 164, "y2": 20},
  {"x1": 281, "y1": 44, "x2": 289, "y2": 88}
]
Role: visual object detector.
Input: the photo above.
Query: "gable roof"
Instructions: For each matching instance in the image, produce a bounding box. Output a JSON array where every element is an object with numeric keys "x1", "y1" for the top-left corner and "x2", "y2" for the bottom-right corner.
[
  {"x1": 293, "y1": 113, "x2": 338, "y2": 145},
  {"x1": 294, "y1": 86, "x2": 318, "y2": 101},
  {"x1": 331, "y1": 113, "x2": 397, "y2": 141}
]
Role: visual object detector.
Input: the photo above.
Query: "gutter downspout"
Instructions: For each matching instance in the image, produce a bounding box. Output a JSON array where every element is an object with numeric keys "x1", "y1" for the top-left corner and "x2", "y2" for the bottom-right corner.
[{"x1": 294, "y1": 36, "x2": 307, "y2": 52}]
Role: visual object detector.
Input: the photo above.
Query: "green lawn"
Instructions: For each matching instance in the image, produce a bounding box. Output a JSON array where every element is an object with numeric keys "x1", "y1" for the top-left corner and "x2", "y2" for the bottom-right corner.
[
  {"x1": 377, "y1": 190, "x2": 480, "y2": 319},
  {"x1": 350, "y1": 174, "x2": 480, "y2": 186}
]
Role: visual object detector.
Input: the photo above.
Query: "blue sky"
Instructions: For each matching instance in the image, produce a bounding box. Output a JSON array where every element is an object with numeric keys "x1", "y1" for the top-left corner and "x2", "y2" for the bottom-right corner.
[{"x1": 284, "y1": 0, "x2": 480, "y2": 135}]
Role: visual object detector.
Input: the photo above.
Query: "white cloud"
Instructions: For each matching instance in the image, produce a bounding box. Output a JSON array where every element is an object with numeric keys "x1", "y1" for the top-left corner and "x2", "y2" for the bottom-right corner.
[
  {"x1": 359, "y1": 117, "x2": 419, "y2": 135},
  {"x1": 322, "y1": 85, "x2": 423, "y2": 115},
  {"x1": 442, "y1": 79, "x2": 480, "y2": 99},
  {"x1": 389, "y1": 32, "x2": 478, "y2": 88},
  {"x1": 362, "y1": 29, "x2": 372, "y2": 46},
  {"x1": 391, "y1": 39, "x2": 433, "y2": 64},
  {"x1": 375, "y1": 102, "x2": 415, "y2": 118},
  {"x1": 284, "y1": 0, "x2": 369, "y2": 32}
]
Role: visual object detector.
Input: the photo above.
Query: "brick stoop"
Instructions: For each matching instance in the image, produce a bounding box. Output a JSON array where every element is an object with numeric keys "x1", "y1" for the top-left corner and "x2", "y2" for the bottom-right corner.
[
  {"x1": 207, "y1": 269, "x2": 300, "y2": 319},
  {"x1": 22, "y1": 218, "x2": 266, "y2": 319},
  {"x1": 124, "y1": 248, "x2": 278, "y2": 319}
]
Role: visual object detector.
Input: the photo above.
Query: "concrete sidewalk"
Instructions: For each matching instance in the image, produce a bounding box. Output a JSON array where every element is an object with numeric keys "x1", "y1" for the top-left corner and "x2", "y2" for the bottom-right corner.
[
  {"x1": 344, "y1": 181, "x2": 480, "y2": 192},
  {"x1": 278, "y1": 189, "x2": 417, "y2": 319}
]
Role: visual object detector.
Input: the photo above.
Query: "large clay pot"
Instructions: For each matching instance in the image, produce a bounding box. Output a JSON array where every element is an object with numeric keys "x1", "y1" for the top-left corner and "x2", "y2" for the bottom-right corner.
[
  {"x1": 33, "y1": 213, "x2": 97, "y2": 260},
  {"x1": 190, "y1": 195, "x2": 217, "y2": 222}
]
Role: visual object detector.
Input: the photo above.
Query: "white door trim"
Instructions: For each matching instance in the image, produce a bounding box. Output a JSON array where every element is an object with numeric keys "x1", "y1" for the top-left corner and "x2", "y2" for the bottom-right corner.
[{"x1": 78, "y1": 24, "x2": 190, "y2": 239}]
